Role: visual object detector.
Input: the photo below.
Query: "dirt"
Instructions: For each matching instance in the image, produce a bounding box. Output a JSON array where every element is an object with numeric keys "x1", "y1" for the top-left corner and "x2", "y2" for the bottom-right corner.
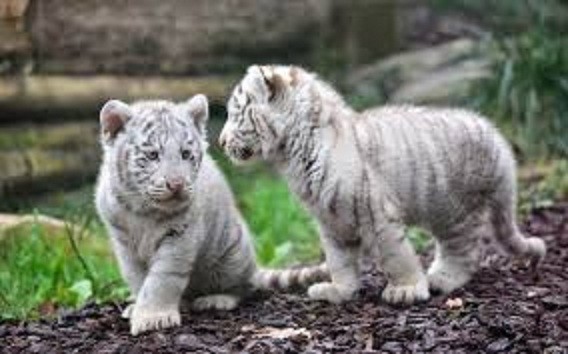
[{"x1": 2, "y1": 203, "x2": 567, "y2": 353}]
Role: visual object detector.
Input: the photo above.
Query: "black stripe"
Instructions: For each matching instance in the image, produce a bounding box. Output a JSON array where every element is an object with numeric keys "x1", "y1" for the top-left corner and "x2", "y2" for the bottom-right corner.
[
  {"x1": 328, "y1": 185, "x2": 339, "y2": 216},
  {"x1": 289, "y1": 271, "x2": 300, "y2": 287},
  {"x1": 352, "y1": 184, "x2": 359, "y2": 227},
  {"x1": 269, "y1": 273, "x2": 281, "y2": 289},
  {"x1": 363, "y1": 169, "x2": 376, "y2": 234},
  {"x1": 352, "y1": 125, "x2": 366, "y2": 158},
  {"x1": 115, "y1": 143, "x2": 128, "y2": 185},
  {"x1": 141, "y1": 119, "x2": 156, "y2": 134}
]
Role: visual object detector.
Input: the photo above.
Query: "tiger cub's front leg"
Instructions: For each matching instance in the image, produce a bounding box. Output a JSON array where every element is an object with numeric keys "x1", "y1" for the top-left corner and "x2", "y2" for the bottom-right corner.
[
  {"x1": 107, "y1": 229, "x2": 146, "y2": 320},
  {"x1": 308, "y1": 230, "x2": 360, "y2": 304},
  {"x1": 375, "y1": 222, "x2": 430, "y2": 305},
  {"x1": 130, "y1": 237, "x2": 196, "y2": 336}
]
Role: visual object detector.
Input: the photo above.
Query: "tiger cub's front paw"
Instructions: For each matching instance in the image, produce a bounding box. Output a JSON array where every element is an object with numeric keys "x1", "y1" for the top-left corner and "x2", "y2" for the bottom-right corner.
[
  {"x1": 307, "y1": 282, "x2": 355, "y2": 304},
  {"x1": 381, "y1": 276, "x2": 430, "y2": 305},
  {"x1": 130, "y1": 305, "x2": 181, "y2": 336}
]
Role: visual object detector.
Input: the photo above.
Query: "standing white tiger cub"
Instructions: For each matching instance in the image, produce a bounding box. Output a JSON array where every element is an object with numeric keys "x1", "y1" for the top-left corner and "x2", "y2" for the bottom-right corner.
[
  {"x1": 95, "y1": 95, "x2": 327, "y2": 335},
  {"x1": 219, "y1": 65, "x2": 546, "y2": 305}
]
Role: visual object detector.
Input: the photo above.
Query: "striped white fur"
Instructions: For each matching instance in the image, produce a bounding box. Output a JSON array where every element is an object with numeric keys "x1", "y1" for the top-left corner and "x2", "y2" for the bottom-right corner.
[
  {"x1": 219, "y1": 65, "x2": 546, "y2": 305},
  {"x1": 95, "y1": 95, "x2": 327, "y2": 335}
]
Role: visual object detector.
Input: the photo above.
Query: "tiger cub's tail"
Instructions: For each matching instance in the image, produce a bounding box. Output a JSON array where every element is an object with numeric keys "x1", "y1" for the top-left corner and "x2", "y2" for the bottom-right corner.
[{"x1": 250, "y1": 263, "x2": 329, "y2": 290}]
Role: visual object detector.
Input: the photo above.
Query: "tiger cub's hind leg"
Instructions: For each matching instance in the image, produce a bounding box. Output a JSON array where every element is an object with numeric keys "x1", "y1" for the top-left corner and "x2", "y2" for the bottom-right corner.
[
  {"x1": 427, "y1": 213, "x2": 487, "y2": 294},
  {"x1": 191, "y1": 294, "x2": 240, "y2": 312}
]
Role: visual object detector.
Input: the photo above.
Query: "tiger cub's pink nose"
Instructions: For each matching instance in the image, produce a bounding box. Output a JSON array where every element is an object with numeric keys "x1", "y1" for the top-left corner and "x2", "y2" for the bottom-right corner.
[{"x1": 166, "y1": 177, "x2": 185, "y2": 192}]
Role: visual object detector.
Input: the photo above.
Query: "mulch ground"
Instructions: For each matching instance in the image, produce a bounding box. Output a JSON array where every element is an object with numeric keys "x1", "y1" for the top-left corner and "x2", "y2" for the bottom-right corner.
[{"x1": 2, "y1": 203, "x2": 567, "y2": 353}]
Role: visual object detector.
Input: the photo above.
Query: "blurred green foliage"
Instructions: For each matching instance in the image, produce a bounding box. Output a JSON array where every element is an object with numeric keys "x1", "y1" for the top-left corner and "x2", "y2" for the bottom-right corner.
[
  {"x1": 433, "y1": 0, "x2": 568, "y2": 33},
  {"x1": 519, "y1": 160, "x2": 568, "y2": 215},
  {"x1": 473, "y1": 30, "x2": 568, "y2": 158},
  {"x1": 436, "y1": 0, "x2": 568, "y2": 158}
]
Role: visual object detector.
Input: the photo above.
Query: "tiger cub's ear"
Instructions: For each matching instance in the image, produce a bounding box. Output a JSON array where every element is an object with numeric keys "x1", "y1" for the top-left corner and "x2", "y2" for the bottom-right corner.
[
  {"x1": 99, "y1": 100, "x2": 132, "y2": 142},
  {"x1": 249, "y1": 65, "x2": 299, "y2": 101},
  {"x1": 185, "y1": 94, "x2": 209, "y2": 137}
]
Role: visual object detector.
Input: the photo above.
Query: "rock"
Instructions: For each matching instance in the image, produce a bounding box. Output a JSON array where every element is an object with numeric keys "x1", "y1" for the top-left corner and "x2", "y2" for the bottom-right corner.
[
  {"x1": 541, "y1": 295, "x2": 568, "y2": 309},
  {"x1": 175, "y1": 334, "x2": 202, "y2": 349},
  {"x1": 348, "y1": 39, "x2": 479, "y2": 85},
  {"x1": 544, "y1": 346, "x2": 568, "y2": 354},
  {"x1": 486, "y1": 337, "x2": 512, "y2": 353},
  {"x1": 390, "y1": 58, "x2": 490, "y2": 104},
  {"x1": 346, "y1": 38, "x2": 491, "y2": 106}
]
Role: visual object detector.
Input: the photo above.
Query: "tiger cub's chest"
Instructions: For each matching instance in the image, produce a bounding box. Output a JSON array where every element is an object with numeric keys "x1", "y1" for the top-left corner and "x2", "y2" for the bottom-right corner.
[{"x1": 117, "y1": 216, "x2": 182, "y2": 262}]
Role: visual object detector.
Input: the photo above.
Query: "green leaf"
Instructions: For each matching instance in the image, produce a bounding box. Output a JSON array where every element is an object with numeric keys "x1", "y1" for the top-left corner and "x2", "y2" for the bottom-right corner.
[
  {"x1": 272, "y1": 242, "x2": 294, "y2": 266},
  {"x1": 69, "y1": 279, "x2": 93, "y2": 304}
]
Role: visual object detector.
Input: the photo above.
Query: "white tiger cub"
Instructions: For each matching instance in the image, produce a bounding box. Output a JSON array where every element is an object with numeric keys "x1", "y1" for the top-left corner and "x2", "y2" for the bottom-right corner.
[
  {"x1": 95, "y1": 95, "x2": 327, "y2": 335},
  {"x1": 219, "y1": 65, "x2": 546, "y2": 306}
]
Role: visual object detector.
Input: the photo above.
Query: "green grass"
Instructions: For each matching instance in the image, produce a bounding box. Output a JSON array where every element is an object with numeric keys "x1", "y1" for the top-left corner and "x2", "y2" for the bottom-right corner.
[
  {"x1": 211, "y1": 148, "x2": 321, "y2": 266},
  {"x1": 0, "y1": 217, "x2": 126, "y2": 320}
]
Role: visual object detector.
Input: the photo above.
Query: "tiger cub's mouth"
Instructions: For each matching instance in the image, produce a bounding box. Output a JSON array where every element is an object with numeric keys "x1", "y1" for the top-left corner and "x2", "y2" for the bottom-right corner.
[
  {"x1": 150, "y1": 189, "x2": 191, "y2": 205},
  {"x1": 226, "y1": 145, "x2": 255, "y2": 162},
  {"x1": 239, "y1": 146, "x2": 254, "y2": 160}
]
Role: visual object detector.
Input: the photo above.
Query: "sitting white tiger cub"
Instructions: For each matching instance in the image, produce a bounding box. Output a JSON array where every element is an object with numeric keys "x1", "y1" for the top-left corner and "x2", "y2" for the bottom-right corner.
[
  {"x1": 95, "y1": 95, "x2": 327, "y2": 335},
  {"x1": 219, "y1": 65, "x2": 546, "y2": 305}
]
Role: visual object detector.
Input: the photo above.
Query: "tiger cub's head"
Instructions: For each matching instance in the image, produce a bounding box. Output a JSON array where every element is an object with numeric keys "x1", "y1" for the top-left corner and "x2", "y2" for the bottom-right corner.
[
  {"x1": 219, "y1": 65, "x2": 314, "y2": 163},
  {"x1": 99, "y1": 95, "x2": 209, "y2": 213}
]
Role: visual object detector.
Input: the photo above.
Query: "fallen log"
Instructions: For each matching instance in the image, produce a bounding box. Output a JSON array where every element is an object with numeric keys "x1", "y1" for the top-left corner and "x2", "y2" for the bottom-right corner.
[
  {"x1": 0, "y1": 122, "x2": 100, "y2": 198},
  {"x1": 0, "y1": 75, "x2": 233, "y2": 122},
  {"x1": 0, "y1": 148, "x2": 99, "y2": 198},
  {"x1": 0, "y1": 213, "x2": 86, "y2": 236}
]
